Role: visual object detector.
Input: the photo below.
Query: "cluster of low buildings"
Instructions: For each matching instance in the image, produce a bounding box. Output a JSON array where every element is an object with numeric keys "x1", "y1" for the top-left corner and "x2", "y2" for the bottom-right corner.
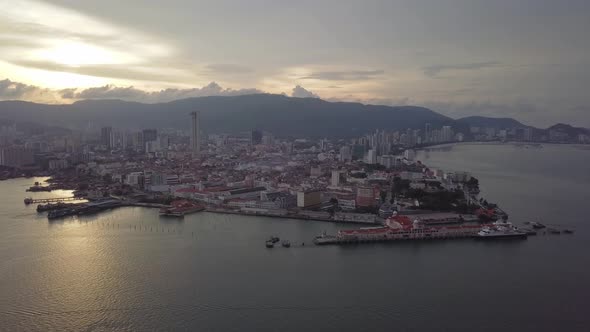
[{"x1": 0, "y1": 119, "x2": 487, "y2": 224}]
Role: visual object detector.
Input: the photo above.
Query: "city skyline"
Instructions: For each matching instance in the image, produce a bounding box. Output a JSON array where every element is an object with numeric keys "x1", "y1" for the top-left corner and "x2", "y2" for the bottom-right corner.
[{"x1": 1, "y1": 0, "x2": 590, "y2": 127}]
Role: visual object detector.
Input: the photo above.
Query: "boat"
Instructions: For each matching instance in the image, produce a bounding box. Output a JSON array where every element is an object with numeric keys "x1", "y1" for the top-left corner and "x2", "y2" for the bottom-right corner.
[
  {"x1": 270, "y1": 236, "x2": 280, "y2": 243},
  {"x1": 475, "y1": 224, "x2": 528, "y2": 239},
  {"x1": 265, "y1": 241, "x2": 274, "y2": 248},
  {"x1": 531, "y1": 222, "x2": 546, "y2": 229},
  {"x1": 564, "y1": 229, "x2": 574, "y2": 234},
  {"x1": 281, "y1": 240, "x2": 291, "y2": 248},
  {"x1": 548, "y1": 228, "x2": 561, "y2": 234}
]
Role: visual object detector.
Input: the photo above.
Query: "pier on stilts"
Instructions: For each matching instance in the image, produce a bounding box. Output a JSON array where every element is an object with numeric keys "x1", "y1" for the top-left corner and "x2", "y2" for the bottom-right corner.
[{"x1": 24, "y1": 197, "x2": 79, "y2": 205}]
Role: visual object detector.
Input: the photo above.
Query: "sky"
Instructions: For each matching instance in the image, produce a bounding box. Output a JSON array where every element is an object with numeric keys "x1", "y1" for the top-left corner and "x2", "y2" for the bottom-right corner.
[{"x1": 1, "y1": 0, "x2": 589, "y2": 127}]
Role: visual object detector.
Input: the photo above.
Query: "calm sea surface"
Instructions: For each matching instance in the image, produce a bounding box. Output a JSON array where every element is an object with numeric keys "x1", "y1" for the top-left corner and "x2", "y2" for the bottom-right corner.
[{"x1": 1, "y1": 143, "x2": 589, "y2": 331}]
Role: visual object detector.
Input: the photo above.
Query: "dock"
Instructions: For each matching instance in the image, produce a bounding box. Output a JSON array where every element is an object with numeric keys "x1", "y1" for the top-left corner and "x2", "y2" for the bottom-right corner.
[{"x1": 24, "y1": 197, "x2": 79, "y2": 205}]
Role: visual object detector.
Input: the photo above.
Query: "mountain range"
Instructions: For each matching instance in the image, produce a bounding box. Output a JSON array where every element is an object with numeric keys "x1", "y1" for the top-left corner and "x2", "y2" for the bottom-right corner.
[
  {"x1": 0, "y1": 94, "x2": 585, "y2": 137},
  {"x1": 0, "y1": 94, "x2": 458, "y2": 137}
]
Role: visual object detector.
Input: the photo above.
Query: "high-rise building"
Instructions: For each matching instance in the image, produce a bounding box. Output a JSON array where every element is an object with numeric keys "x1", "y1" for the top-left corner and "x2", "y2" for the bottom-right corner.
[
  {"x1": 339, "y1": 145, "x2": 352, "y2": 162},
  {"x1": 101, "y1": 127, "x2": 112, "y2": 148},
  {"x1": 142, "y1": 129, "x2": 158, "y2": 143},
  {"x1": 251, "y1": 130, "x2": 263, "y2": 145},
  {"x1": 366, "y1": 149, "x2": 377, "y2": 164},
  {"x1": 424, "y1": 123, "x2": 431, "y2": 143},
  {"x1": 0, "y1": 147, "x2": 34, "y2": 167},
  {"x1": 319, "y1": 139, "x2": 327, "y2": 152},
  {"x1": 441, "y1": 126, "x2": 453, "y2": 142},
  {"x1": 523, "y1": 127, "x2": 533, "y2": 141},
  {"x1": 379, "y1": 155, "x2": 395, "y2": 168},
  {"x1": 331, "y1": 170, "x2": 344, "y2": 187},
  {"x1": 262, "y1": 134, "x2": 274, "y2": 146},
  {"x1": 190, "y1": 111, "x2": 201, "y2": 158},
  {"x1": 132, "y1": 132, "x2": 144, "y2": 151}
]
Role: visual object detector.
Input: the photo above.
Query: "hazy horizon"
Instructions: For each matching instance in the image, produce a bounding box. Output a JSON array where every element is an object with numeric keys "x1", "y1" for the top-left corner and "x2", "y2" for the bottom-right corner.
[{"x1": 1, "y1": 0, "x2": 589, "y2": 127}]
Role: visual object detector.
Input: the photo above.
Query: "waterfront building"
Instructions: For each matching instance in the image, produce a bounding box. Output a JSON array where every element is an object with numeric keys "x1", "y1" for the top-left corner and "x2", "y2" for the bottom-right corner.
[
  {"x1": 441, "y1": 126, "x2": 454, "y2": 142},
  {"x1": 404, "y1": 149, "x2": 416, "y2": 161},
  {"x1": 523, "y1": 127, "x2": 534, "y2": 141},
  {"x1": 296, "y1": 190, "x2": 322, "y2": 208},
  {"x1": 424, "y1": 123, "x2": 431, "y2": 143},
  {"x1": 356, "y1": 186, "x2": 377, "y2": 208},
  {"x1": 48, "y1": 159, "x2": 68, "y2": 170},
  {"x1": 0, "y1": 146, "x2": 34, "y2": 167}
]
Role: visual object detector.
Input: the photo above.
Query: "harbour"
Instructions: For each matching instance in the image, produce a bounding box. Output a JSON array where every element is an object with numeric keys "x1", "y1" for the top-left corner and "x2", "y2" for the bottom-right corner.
[{"x1": 1, "y1": 144, "x2": 589, "y2": 331}]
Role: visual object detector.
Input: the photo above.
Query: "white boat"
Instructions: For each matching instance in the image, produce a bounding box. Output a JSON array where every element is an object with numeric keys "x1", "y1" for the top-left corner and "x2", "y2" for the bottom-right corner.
[{"x1": 476, "y1": 223, "x2": 527, "y2": 239}]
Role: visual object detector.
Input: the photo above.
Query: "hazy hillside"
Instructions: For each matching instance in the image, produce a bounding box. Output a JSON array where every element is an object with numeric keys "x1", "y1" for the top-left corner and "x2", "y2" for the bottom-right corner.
[
  {"x1": 0, "y1": 94, "x2": 461, "y2": 137},
  {"x1": 456, "y1": 116, "x2": 528, "y2": 129},
  {"x1": 547, "y1": 123, "x2": 589, "y2": 136}
]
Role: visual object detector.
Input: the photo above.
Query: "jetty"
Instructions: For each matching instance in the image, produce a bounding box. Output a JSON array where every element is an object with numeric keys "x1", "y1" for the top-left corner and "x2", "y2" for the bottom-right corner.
[{"x1": 24, "y1": 197, "x2": 79, "y2": 205}]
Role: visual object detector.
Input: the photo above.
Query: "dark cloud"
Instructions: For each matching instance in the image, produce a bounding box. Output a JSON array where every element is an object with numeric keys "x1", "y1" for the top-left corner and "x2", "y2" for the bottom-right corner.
[
  {"x1": 0, "y1": 79, "x2": 58, "y2": 102},
  {"x1": 62, "y1": 82, "x2": 264, "y2": 103},
  {"x1": 423, "y1": 62, "x2": 500, "y2": 78},
  {"x1": 0, "y1": 79, "x2": 36, "y2": 99},
  {"x1": 300, "y1": 70, "x2": 384, "y2": 81},
  {"x1": 291, "y1": 85, "x2": 319, "y2": 98}
]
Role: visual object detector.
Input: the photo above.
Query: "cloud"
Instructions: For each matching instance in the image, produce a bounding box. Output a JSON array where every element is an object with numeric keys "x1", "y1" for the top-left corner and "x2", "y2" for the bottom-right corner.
[
  {"x1": 300, "y1": 70, "x2": 385, "y2": 81},
  {"x1": 0, "y1": 78, "x2": 266, "y2": 103},
  {"x1": 62, "y1": 81, "x2": 265, "y2": 103},
  {"x1": 423, "y1": 62, "x2": 500, "y2": 78},
  {"x1": 0, "y1": 78, "x2": 59, "y2": 102},
  {"x1": 11, "y1": 60, "x2": 190, "y2": 83},
  {"x1": 291, "y1": 85, "x2": 319, "y2": 98},
  {"x1": 1, "y1": 0, "x2": 178, "y2": 84}
]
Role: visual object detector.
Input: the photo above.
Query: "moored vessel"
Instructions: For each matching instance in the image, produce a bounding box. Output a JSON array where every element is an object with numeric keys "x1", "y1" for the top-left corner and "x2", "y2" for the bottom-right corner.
[{"x1": 475, "y1": 224, "x2": 528, "y2": 239}]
